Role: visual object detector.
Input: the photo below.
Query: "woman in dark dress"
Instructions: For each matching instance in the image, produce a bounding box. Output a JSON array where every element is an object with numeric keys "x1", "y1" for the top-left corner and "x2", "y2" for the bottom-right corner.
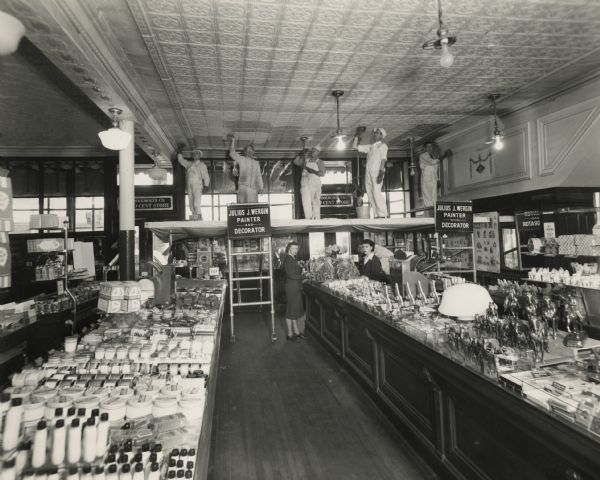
[
  {"x1": 360, "y1": 239, "x2": 388, "y2": 282},
  {"x1": 283, "y1": 241, "x2": 305, "y2": 341}
]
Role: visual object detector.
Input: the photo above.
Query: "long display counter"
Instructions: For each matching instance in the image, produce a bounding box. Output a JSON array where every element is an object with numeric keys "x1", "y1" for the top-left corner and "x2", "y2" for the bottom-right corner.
[{"x1": 304, "y1": 282, "x2": 600, "y2": 480}]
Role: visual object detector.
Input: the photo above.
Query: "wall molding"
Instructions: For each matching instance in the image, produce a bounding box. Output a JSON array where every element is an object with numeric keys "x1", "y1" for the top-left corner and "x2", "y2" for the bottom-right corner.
[
  {"x1": 0, "y1": 146, "x2": 115, "y2": 157},
  {"x1": 444, "y1": 123, "x2": 531, "y2": 195},
  {"x1": 537, "y1": 100, "x2": 600, "y2": 176}
]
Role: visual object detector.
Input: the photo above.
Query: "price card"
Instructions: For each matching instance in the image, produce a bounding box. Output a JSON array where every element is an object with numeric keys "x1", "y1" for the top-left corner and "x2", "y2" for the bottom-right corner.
[
  {"x1": 57, "y1": 280, "x2": 64, "y2": 295},
  {"x1": 209, "y1": 267, "x2": 220, "y2": 276}
]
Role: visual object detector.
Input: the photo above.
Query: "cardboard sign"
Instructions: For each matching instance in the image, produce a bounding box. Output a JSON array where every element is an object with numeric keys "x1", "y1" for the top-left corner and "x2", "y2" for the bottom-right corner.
[
  {"x1": 517, "y1": 210, "x2": 542, "y2": 231},
  {"x1": 209, "y1": 267, "x2": 220, "y2": 277},
  {"x1": 135, "y1": 196, "x2": 173, "y2": 211},
  {"x1": 435, "y1": 201, "x2": 473, "y2": 233},
  {"x1": 543, "y1": 222, "x2": 556, "y2": 239},
  {"x1": 227, "y1": 203, "x2": 271, "y2": 239},
  {"x1": 320, "y1": 193, "x2": 353, "y2": 208}
]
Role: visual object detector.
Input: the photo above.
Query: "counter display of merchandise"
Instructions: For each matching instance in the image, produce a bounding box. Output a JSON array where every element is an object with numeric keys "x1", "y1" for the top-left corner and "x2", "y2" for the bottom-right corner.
[
  {"x1": 0, "y1": 279, "x2": 225, "y2": 480},
  {"x1": 304, "y1": 279, "x2": 600, "y2": 480}
]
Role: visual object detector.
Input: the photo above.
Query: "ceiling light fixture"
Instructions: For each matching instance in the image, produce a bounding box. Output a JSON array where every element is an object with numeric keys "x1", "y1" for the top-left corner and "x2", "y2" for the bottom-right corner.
[
  {"x1": 422, "y1": 0, "x2": 456, "y2": 68},
  {"x1": 0, "y1": 11, "x2": 25, "y2": 56},
  {"x1": 486, "y1": 94, "x2": 504, "y2": 151},
  {"x1": 98, "y1": 107, "x2": 132, "y2": 151},
  {"x1": 147, "y1": 152, "x2": 167, "y2": 181},
  {"x1": 331, "y1": 90, "x2": 346, "y2": 151},
  {"x1": 408, "y1": 137, "x2": 417, "y2": 176}
]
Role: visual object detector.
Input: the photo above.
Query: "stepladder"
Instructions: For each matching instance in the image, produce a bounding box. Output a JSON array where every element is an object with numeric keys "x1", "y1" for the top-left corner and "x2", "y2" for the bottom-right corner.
[{"x1": 227, "y1": 236, "x2": 276, "y2": 343}]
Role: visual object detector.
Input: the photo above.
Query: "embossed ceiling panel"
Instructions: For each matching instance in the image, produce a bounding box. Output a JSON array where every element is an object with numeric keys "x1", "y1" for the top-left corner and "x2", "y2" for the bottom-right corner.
[{"x1": 2, "y1": 0, "x2": 600, "y2": 156}]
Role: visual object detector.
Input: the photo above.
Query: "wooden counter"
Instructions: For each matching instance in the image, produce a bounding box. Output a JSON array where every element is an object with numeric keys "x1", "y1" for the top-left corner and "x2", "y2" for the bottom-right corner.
[{"x1": 304, "y1": 282, "x2": 600, "y2": 480}]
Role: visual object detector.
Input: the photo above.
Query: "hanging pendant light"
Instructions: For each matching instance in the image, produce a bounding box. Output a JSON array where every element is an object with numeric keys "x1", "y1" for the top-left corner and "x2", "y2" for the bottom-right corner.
[
  {"x1": 98, "y1": 107, "x2": 132, "y2": 151},
  {"x1": 408, "y1": 137, "x2": 417, "y2": 176},
  {"x1": 147, "y1": 152, "x2": 167, "y2": 181},
  {"x1": 331, "y1": 90, "x2": 346, "y2": 151},
  {"x1": 0, "y1": 11, "x2": 25, "y2": 56},
  {"x1": 485, "y1": 94, "x2": 504, "y2": 151},
  {"x1": 422, "y1": 0, "x2": 457, "y2": 68}
]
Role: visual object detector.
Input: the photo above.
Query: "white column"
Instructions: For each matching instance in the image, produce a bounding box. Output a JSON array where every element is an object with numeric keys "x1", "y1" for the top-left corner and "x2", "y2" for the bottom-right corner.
[
  {"x1": 118, "y1": 119, "x2": 135, "y2": 280},
  {"x1": 119, "y1": 119, "x2": 135, "y2": 230}
]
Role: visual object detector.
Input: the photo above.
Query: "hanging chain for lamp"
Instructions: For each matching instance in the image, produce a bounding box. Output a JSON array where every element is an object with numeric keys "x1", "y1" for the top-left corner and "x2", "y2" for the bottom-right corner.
[
  {"x1": 408, "y1": 137, "x2": 417, "y2": 176},
  {"x1": 422, "y1": 0, "x2": 456, "y2": 67}
]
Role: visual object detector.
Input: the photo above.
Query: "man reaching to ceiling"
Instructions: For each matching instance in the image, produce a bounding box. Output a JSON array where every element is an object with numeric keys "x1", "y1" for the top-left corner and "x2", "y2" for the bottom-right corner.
[
  {"x1": 419, "y1": 141, "x2": 452, "y2": 209},
  {"x1": 352, "y1": 126, "x2": 388, "y2": 219},
  {"x1": 177, "y1": 146, "x2": 210, "y2": 220},
  {"x1": 293, "y1": 144, "x2": 325, "y2": 220},
  {"x1": 228, "y1": 134, "x2": 263, "y2": 204}
]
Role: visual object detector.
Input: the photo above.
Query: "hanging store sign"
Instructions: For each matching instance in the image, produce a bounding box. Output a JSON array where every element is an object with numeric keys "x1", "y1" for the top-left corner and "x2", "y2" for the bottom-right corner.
[
  {"x1": 435, "y1": 201, "x2": 473, "y2": 233},
  {"x1": 227, "y1": 203, "x2": 271, "y2": 238},
  {"x1": 135, "y1": 196, "x2": 173, "y2": 211},
  {"x1": 517, "y1": 210, "x2": 542, "y2": 231},
  {"x1": 320, "y1": 193, "x2": 353, "y2": 208}
]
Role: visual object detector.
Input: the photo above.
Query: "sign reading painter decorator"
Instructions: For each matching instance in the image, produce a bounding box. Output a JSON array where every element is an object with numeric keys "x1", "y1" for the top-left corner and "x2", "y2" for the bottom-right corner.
[
  {"x1": 135, "y1": 196, "x2": 173, "y2": 211},
  {"x1": 517, "y1": 210, "x2": 542, "y2": 232},
  {"x1": 435, "y1": 201, "x2": 473, "y2": 233},
  {"x1": 227, "y1": 203, "x2": 271, "y2": 239}
]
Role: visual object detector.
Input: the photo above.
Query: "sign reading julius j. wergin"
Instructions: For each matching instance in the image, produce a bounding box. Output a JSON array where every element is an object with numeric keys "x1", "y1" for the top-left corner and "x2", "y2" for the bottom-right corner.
[
  {"x1": 435, "y1": 201, "x2": 473, "y2": 233},
  {"x1": 227, "y1": 204, "x2": 271, "y2": 239},
  {"x1": 517, "y1": 210, "x2": 542, "y2": 232}
]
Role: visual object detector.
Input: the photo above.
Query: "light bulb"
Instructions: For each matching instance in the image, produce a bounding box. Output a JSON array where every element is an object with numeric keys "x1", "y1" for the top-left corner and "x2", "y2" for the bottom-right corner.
[
  {"x1": 335, "y1": 136, "x2": 345, "y2": 151},
  {"x1": 493, "y1": 135, "x2": 503, "y2": 151},
  {"x1": 0, "y1": 11, "x2": 25, "y2": 56},
  {"x1": 440, "y1": 42, "x2": 454, "y2": 68}
]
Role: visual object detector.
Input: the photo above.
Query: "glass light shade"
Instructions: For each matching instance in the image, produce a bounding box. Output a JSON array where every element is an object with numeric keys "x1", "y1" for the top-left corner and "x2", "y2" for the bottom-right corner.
[
  {"x1": 335, "y1": 135, "x2": 345, "y2": 151},
  {"x1": 493, "y1": 135, "x2": 504, "y2": 151},
  {"x1": 439, "y1": 43, "x2": 454, "y2": 68},
  {"x1": 438, "y1": 283, "x2": 492, "y2": 320},
  {"x1": 0, "y1": 11, "x2": 25, "y2": 56},
  {"x1": 98, "y1": 127, "x2": 132, "y2": 151},
  {"x1": 147, "y1": 165, "x2": 167, "y2": 181}
]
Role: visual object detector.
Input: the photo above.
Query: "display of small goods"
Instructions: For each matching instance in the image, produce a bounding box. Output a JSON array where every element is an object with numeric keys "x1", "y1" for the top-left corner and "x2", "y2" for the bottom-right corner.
[
  {"x1": 439, "y1": 233, "x2": 473, "y2": 269},
  {"x1": 500, "y1": 348, "x2": 600, "y2": 440},
  {"x1": 0, "y1": 280, "x2": 225, "y2": 479},
  {"x1": 0, "y1": 300, "x2": 37, "y2": 332},
  {"x1": 474, "y1": 211, "x2": 500, "y2": 273},
  {"x1": 34, "y1": 283, "x2": 101, "y2": 316},
  {"x1": 320, "y1": 278, "x2": 597, "y2": 382},
  {"x1": 528, "y1": 263, "x2": 600, "y2": 290},
  {"x1": 34, "y1": 258, "x2": 65, "y2": 282},
  {"x1": 307, "y1": 254, "x2": 360, "y2": 283}
]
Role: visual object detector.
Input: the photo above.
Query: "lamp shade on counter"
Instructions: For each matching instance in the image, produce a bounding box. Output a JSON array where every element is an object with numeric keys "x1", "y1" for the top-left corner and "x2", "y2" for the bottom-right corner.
[{"x1": 438, "y1": 283, "x2": 492, "y2": 320}]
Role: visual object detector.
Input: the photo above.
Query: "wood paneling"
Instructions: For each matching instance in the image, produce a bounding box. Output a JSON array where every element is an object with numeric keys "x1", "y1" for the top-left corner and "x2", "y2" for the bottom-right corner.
[{"x1": 304, "y1": 283, "x2": 600, "y2": 480}]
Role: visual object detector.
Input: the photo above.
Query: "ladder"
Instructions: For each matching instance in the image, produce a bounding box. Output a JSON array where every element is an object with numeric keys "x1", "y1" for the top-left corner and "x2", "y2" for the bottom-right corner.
[{"x1": 227, "y1": 236, "x2": 276, "y2": 343}]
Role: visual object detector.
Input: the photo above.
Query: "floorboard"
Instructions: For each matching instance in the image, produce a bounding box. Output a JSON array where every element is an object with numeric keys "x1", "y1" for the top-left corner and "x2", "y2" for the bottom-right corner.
[{"x1": 209, "y1": 310, "x2": 439, "y2": 480}]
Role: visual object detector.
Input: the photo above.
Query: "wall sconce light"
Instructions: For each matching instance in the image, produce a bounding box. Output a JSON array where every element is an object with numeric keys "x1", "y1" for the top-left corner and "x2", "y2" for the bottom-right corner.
[{"x1": 98, "y1": 107, "x2": 132, "y2": 151}]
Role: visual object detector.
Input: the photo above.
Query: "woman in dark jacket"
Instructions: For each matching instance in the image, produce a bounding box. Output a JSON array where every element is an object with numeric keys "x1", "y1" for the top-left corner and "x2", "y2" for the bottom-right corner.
[
  {"x1": 283, "y1": 241, "x2": 305, "y2": 341},
  {"x1": 360, "y1": 239, "x2": 388, "y2": 282}
]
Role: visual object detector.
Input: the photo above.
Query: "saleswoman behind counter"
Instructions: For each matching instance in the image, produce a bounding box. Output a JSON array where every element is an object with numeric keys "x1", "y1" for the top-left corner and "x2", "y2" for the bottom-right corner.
[{"x1": 359, "y1": 239, "x2": 389, "y2": 282}]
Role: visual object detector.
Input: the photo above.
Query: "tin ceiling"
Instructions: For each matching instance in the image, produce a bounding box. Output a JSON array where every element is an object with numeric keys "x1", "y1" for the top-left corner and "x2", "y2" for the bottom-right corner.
[{"x1": 1, "y1": 0, "x2": 600, "y2": 160}]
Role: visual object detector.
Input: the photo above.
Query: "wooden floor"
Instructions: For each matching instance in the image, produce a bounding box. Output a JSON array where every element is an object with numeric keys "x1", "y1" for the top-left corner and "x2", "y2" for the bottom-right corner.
[{"x1": 209, "y1": 311, "x2": 439, "y2": 480}]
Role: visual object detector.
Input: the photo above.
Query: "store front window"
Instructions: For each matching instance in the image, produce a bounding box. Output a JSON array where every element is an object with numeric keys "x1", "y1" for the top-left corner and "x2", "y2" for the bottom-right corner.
[
  {"x1": 12, "y1": 198, "x2": 39, "y2": 232},
  {"x1": 75, "y1": 196, "x2": 105, "y2": 232}
]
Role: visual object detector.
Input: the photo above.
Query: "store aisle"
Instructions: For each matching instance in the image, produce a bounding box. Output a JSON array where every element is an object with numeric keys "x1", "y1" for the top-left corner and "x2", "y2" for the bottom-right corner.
[{"x1": 209, "y1": 311, "x2": 438, "y2": 480}]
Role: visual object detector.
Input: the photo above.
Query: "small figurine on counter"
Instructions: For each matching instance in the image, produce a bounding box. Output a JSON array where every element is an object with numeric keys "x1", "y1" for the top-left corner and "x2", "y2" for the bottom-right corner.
[
  {"x1": 503, "y1": 288, "x2": 520, "y2": 320},
  {"x1": 541, "y1": 295, "x2": 558, "y2": 340},
  {"x1": 524, "y1": 291, "x2": 541, "y2": 333},
  {"x1": 563, "y1": 292, "x2": 587, "y2": 347}
]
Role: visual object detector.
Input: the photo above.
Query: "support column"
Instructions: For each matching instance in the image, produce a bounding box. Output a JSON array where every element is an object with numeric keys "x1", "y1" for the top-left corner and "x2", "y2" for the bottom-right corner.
[{"x1": 119, "y1": 119, "x2": 136, "y2": 280}]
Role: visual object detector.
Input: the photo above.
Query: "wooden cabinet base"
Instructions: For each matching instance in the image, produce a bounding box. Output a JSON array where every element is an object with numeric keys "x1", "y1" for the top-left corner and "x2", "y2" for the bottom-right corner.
[{"x1": 304, "y1": 283, "x2": 599, "y2": 480}]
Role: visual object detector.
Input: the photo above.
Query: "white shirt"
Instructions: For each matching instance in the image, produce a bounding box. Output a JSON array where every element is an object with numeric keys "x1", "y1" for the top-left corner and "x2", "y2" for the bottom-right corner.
[{"x1": 357, "y1": 141, "x2": 388, "y2": 173}]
